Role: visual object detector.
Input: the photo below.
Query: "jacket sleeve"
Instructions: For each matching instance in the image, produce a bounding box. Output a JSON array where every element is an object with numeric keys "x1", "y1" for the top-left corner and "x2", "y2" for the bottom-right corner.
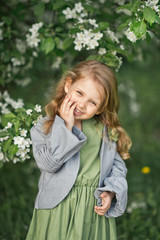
[
  {"x1": 94, "y1": 151, "x2": 128, "y2": 218},
  {"x1": 30, "y1": 115, "x2": 87, "y2": 173}
]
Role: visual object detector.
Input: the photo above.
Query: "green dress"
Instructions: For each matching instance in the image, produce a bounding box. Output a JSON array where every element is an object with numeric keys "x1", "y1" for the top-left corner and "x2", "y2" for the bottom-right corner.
[{"x1": 26, "y1": 118, "x2": 117, "y2": 240}]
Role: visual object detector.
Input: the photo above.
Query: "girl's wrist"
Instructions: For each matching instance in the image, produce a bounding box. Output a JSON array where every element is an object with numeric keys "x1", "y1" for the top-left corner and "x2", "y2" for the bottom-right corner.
[{"x1": 107, "y1": 191, "x2": 115, "y2": 200}]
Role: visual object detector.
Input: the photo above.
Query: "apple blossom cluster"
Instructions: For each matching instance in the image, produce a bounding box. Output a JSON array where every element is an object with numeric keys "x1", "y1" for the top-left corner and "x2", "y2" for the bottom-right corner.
[
  {"x1": 63, "y1": 3, "x2": 104, "y2": 51},
  {"x1": 0, "y1": 91, "x2": 43, "y2": 164},
  {"x1": 11, "y1": 57, "x2": 25, "y2": 67},
  {"x1": 13, "y1": 136, "x2": 32, "y2": 162},
  {"x1": 0, "y1": 91, "x2": 24, "y2": 114},
  {"x1": 26, "y1": 22, "x2": 43, "y2": 48},
  {"x1": 125, "y1": 28, "x2": 137, "y2": 43},
  {"x1": 73, "y1": 30, "x2": 103, "y2": 51},
  {"x1": 105, "y1": 28, "x2": 120, "y2": 44},
  {"x1": 145, "y1": 0, "x2": 160, "y2": 12}
]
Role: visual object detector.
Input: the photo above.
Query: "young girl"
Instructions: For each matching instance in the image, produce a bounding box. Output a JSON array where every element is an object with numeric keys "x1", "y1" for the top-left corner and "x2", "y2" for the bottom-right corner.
[{"x1": 26, "y1": 60, "x2": 132, "y2": 240}]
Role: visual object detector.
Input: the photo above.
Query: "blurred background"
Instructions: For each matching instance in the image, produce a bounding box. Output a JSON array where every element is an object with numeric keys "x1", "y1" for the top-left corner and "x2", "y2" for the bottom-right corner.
[
  {"x1": 0, "y1": 44, "x2": 160, "y2": 240},
  {"x1": 0, "y1": 0, "x2": 160, "y2": 239}
]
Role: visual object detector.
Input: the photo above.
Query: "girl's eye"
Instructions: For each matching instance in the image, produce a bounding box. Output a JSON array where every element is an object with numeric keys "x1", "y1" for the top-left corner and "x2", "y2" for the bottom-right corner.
[
  {"x1": 90, "y1": 101, "x2": 96, "y2": 106},
  {"x1": 77, "y1": 91, "x2": 82, "y2": 95}
]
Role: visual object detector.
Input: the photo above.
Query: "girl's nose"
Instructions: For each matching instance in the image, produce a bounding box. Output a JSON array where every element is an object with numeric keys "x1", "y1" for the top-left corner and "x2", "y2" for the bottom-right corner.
[{"x1": 78, "y1": 101, "x2": 85, "y2": 109}]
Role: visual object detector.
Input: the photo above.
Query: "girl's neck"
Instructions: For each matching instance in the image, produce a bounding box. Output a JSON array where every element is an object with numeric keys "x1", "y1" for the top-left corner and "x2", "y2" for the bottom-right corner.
[{"x1": 74, "y1": 120, "x2": 82, "y2": 131}]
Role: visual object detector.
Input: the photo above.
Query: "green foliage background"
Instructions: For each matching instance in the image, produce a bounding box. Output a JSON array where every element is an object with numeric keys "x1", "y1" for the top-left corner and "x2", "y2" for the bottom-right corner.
[
  {"x1": 0, "y1": 0, "x2": 160, "y2": 239},
  {"x1": 0, "y1": 45, "x2": 160, "y2": 240}
]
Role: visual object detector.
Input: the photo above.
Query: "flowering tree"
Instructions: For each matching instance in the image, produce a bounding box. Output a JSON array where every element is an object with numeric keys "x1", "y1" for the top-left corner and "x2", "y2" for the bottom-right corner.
[{"x1": 0, "y1": 0, "x2": 160, "y2": 167}]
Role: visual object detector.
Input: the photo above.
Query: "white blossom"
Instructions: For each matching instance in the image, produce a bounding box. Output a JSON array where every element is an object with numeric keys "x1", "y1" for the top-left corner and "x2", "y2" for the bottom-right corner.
[
  {"x1": 98, "y1": 48, "x2": 106, "y2": 55},
  {"x1": 1, "y1": 108, "x2": 11, "y2": 114},
  {"x1": 20, "y1": 129, "x2": 27, "y2": 137},
  {"x1": 73, "y1": 29, "x2": 103, "y2": 51},
  {"x1": 0, "y1": 22, "x2": 4, "y2": 27},
  {"x1": 13, "y1": 157, "x2": 21, "y2": 164},
  {"x1": 0, "y1": 29, "x2": 3, "y2": 40},
  {"x1": 15, "y1": 77, "x2": 31, "y2": 87},
  {"x1": 125, "y1": 28, "x2": 137, "y2": 42},
  {"x1": 4, "y1": 122, "x2": 12, "y2": 129},
  {"x1": 26, "y1": 109, "x2": 33, "y2": 115},
  {"x1": 13, "y1": 136, "x2": 24, "y2": 146},
  {"x1": 51, "y1": 57, "x2": 62, "y2": 69},
  {"x1": 88, "y1": 19, "x2": 98, "y2": 28},
  {"x1": 16, "y1": 39, "x2": 27, "y2": 53},
  {"x1": 94, "y1": 32, "x2": 103, "y2": 40},
  {"x1": 0, "y1": 152, "x2": 4, "y2": 161},
  {"x1": 62, "y1": 7, "x2": 77, "y2": 19},
  {"x1": 33, "y1": 51, "x2": 38, "y2": 57},
  {"x1": 106, "y1": 29, "x2": 119, "y2": 43},
  {"x1": 10, "y1": 98, "x2": 24, "y2": 109},
  {"x1": 11, "y1": 58, "x2": 22, "y2": 67},
  {"x1": 87, "y1": 39, "x2": 99, "y2": 50},
  {"x1": 74, "y1": 3, "x2": 84, "y2": 13},
  {"x1": 127, "y1": 201, "x2": 146, "y2": 214},
  {"x1": 34, "y1": 104, "x2": 42, "y2": 112},
  {"x1": 0, "y1": 136, "x2": 9, "y2": 142},
  {"x1": 146, "y1": 0, "x2": 160, "y2": 12},
  {"x1": 26, "y1": 22, "x2": 43, "y2": 48},
  {"x1": 120, "y1": 44, "x2": 125, "y2": 50},
  {"x1": 32, "y1": 120, "x2": 38, "y2": 125}
]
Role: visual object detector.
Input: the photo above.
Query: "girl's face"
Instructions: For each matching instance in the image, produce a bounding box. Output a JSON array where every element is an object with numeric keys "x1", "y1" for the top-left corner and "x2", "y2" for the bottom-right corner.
[{"x1": 64, "y1": 77, "x2": 104, "y2": 122}]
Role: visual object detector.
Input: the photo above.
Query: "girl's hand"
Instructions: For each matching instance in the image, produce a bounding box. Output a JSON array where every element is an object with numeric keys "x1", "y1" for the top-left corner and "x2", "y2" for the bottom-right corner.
[
  {"x1": 94, "y1": 191, "x2": 115, "y2": 216},
  {"x1": 59, "y1": 94, "x2": 77, "y2": 131}
]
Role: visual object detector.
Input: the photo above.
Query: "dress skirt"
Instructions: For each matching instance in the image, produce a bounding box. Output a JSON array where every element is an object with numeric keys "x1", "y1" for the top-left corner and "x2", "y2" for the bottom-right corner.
[{"x1": 26, "y1": 118, "x2": 117, "y2": 240}]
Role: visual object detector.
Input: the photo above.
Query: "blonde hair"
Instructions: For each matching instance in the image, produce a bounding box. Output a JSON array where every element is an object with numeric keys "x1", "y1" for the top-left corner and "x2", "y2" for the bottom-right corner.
[{"x1": 43, "y1": 60, "x2": 132, "y2": 160}]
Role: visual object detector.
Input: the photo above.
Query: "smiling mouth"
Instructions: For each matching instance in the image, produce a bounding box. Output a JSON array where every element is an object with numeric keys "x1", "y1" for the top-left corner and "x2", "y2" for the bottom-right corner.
[{"x1": 74, "y1": 108, "x2": 83, "y2": 115}]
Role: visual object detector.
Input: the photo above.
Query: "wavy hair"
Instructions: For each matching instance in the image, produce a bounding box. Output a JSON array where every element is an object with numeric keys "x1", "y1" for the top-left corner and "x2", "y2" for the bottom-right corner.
[{"x1": 43, "y1": 60, "x2": 132, "y2": 160}]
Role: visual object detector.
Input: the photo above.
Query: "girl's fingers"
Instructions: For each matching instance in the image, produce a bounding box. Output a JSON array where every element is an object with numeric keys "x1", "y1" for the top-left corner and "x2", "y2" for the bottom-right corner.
[
  {"x1": 61, "y1": 95, "x2": 74, "y2": 113},
  {"x1": 94, "y1": 208, "x2": 106, "y2": 216}
]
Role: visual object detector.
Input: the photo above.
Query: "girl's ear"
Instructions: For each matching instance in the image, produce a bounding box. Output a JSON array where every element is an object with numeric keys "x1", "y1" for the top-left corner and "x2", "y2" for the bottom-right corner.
[
  {"x1": 64, "y1": 78, "x2": 72, "y2": 93},
  {"x1": 95, "y1": 109, "x2": 103, "y2": 115}
]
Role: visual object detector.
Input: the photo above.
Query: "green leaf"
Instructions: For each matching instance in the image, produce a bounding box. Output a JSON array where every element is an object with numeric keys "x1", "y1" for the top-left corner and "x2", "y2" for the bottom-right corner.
[
  {"x1": 7, "y1": 128, "x2": 16, "y2": 137},
  {"x1": 54, "y1": 49, "x2": 64, "y2": 57},
  {"x1": 132, "y1": 20, "x2": 147, "y2": 38},
  {"x1": 0, "y1": 161, "x2": 3, "y2": 168},
  {"x1": 103, "y1": 54, "x2": 118, "y2": 67},
  {"x1": 8, "y1": 144, "x2": 19, "y2": 160},
  {"x1": 155, "y1": 15, "x2": 160, "y2": 24},
  {"x1": 0, "y1": 77, "x2": 5, "y2": 86},
  {"x1": 0, "y1": 130, "x2": 10, "y2": 138},
  {"x1": 1, "y1": 113, "x2": 16, "y2": 128},
  {"x1": 83, "y1": 4, "x2": 94, "y2": 13},
  {"x1": 55, "y1": 27, "x2": 63, "y2": 32},
  {"x1": 69, "y1": 28, "x2": 79, "y2": 34},
  {"x1": 86, "y1": 55, "x2": 98, "y2": 61},
  {"x1": 2, "y1": 16, "x2": 12, "y2": 25},
  {"x1": 131, "y1": 0, "x2": 141, "y2": 12},
  {"x1": 2, "y1": 138, "x2": 12, "y2": 153},
  {"x1": 52, "y1": 1, "x2": 67, "y2": 10},
  {"x1": 146, "y1": 32, "x2": 151, "y2": 45},
  {"x1": 14, "y1": 108, "x2": 27, "y2": 113},
  {"x1": 41, "y1": 38, "x2": 55, "y2": 54},
  {"x1": 25, "y1": 117, "x2": 33, "y2": 127},
  {"x1": 34, "y1": 3, "x2": 45, "y2": 17},
  {"x1": 63, "y1": 38, "x2": 73, "y2": 50},
  {"x1": 14, "y1": 120, "x2": 20, "y2": 133},
  {"x1": 143, "y1": 7, "x2": 156, "y2": 25},
  {"x1": 117, "y1": 3, "x2": 131, "y2": 11},
  {"x1": 95, "y1": 22, "x2": 109, "y2": 31}
]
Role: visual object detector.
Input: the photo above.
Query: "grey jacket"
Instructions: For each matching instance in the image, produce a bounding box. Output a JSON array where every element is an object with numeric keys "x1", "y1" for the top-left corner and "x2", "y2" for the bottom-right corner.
[{"x1": 30, "y1": 115, "x2": 128, "y2": 218}]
